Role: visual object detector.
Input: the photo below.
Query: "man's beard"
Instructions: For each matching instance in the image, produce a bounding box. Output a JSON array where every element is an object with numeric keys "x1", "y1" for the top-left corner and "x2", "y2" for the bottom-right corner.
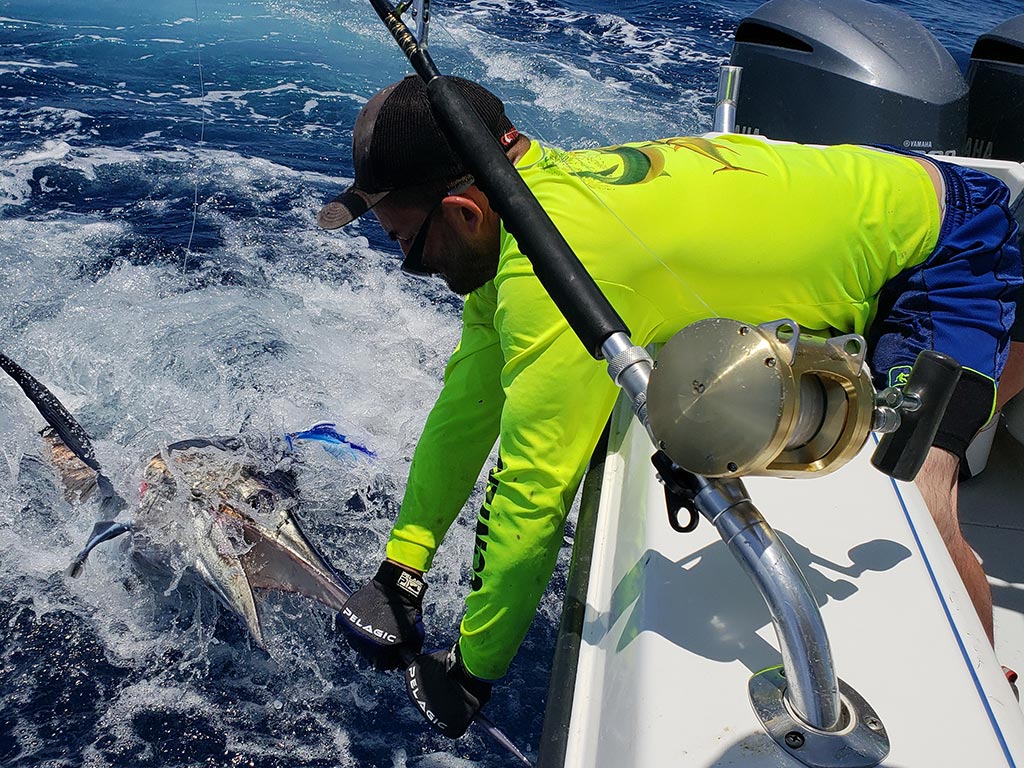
[{"x1": 441, "y1": 237, "x2": 499, "y2": 296}]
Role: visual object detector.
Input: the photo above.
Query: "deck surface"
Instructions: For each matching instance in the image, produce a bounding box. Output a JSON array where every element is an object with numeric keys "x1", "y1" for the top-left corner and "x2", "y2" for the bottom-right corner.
[
  {"x1": 961, "y1": 409, "x2": 1024, "y2": 703},
  {"x1": 559, "y1": 395, "x2": 1024, "y2": 767}
]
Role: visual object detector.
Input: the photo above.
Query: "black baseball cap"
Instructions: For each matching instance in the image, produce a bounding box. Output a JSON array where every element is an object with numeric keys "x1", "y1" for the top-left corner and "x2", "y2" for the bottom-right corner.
[{"x1": 317, "y1": 75, "x2": 520, "y2": 230}]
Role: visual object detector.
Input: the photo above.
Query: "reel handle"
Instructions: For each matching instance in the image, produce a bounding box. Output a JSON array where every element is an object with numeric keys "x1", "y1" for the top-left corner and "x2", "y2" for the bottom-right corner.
[{"x1": 871, "y1": 351, "x2": 961, "y2": 481}]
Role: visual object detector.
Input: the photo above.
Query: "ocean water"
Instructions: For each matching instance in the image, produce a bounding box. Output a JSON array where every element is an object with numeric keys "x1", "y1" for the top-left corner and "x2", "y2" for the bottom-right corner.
[{"x1": 0, "y1": 0, "x2": 1018, "y2": 766}]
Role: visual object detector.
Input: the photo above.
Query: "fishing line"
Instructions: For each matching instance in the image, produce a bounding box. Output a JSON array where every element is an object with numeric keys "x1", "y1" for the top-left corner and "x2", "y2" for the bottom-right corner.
[
  {"x1": 183, "y1": 0, "x2": 208, "y2": 273},
  {"x1": 424, "y1": 6, "x2": 721, "y2": 320}
]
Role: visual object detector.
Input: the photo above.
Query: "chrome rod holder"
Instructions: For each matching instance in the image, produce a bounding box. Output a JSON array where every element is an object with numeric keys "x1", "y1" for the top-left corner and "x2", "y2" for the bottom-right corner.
[
  {"x1": 695, "y1": 477, "x2": 842, "y2": 730},
  {"x1": 695, "y1": 477, "x2": 889, "y2": 766},
  {"x1": 713, "y1": 65, "x2": 742, "y2": 133},
  {"x1": 751, "y1": 667, "x2": 889, "y2": 768}
]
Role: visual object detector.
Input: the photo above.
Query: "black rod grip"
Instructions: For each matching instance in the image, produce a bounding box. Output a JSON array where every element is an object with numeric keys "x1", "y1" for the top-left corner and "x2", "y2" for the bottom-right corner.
[
  {"x1": 426, "y1": 76, "x2": 629, "y2": 358},
  {"x1": 871, "y1": 350, "x2": 962, "y2": 481}
]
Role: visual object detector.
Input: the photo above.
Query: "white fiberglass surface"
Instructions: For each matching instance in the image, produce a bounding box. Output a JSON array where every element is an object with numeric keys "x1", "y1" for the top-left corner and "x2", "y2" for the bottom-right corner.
[{"x1": 564, "y1": 396, "x2": 1024, "y2": 768}]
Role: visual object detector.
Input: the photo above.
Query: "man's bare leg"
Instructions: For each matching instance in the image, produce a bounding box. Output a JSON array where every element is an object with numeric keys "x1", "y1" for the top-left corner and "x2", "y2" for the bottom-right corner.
[{"x1": 915, "y1": 447, "x2": 994, "y2": 645}]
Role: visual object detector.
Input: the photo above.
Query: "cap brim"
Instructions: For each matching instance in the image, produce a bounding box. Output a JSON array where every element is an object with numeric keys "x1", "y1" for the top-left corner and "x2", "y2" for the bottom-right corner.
[{"x1": 316, "y1": 187, "x2": 389, "y2": 230}]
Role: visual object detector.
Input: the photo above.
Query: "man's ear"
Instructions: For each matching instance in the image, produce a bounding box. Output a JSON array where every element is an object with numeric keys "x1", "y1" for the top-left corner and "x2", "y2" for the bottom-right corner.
[{"x1": 441, "y1": 188, "x2": 487, "y2": 235}]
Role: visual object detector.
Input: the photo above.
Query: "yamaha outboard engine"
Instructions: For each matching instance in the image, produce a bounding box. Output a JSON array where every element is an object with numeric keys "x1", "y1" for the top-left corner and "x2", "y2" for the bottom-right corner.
[
  {"x1": 966, "y1": 15, "x2": 1024, "y2": 162},
  {"x1": 729, "y1": 0, "x2": 967, "y2": 153}
]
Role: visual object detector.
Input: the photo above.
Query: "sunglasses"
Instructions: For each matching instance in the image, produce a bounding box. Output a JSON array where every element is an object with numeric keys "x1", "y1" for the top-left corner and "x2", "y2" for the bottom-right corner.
[{"x1": 401, "y1": 176, "x2": 475, "y2": 276}]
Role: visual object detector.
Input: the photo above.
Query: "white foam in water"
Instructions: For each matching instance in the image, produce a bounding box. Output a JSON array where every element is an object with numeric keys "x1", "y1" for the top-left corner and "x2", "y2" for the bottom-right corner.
[
  {"x1": 0, "y1": 16, "x2": 46, "y2": 25},
  {"x1": 0, "y1": 0, "x2": 721, "y2": 763},
  {"x1": 440, "y1": 0, "x2": 718, "y2": 143},
  {"x1": 8, "y1": 139, "x2": 74, "y2": 166},
  {"x1": 0, "y1": 59, "x2": 78, "y2": 74},
  {"x1": 0, "y1": 132, "x2": 476, "y2": 764},
  {"x1": 0, "y1": 140, "x2": 513, "y2": 765}
]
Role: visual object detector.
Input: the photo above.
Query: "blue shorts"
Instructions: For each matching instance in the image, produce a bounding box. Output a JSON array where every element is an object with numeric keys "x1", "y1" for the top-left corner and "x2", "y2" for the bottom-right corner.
[
  {"x1": 868, "y1": 155, "x2": 1022, "y2": 389},
  {"x1": 1014, "y1": 190, "x2": 1024, "y2": 342}
]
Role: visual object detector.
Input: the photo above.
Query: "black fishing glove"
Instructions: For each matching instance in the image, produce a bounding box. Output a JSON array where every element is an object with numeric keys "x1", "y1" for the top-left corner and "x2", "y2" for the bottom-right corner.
[
  {"x1": 338, "y1": 560, "x2": 426, "y2": 670},
  {"x1": 406, "y1": 643, "x2": 492, "y2": 738}
]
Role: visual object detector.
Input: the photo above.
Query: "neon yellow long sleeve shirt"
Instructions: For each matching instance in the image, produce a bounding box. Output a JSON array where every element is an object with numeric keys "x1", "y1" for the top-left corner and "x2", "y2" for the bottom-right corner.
[{"x1": 387, "y1": 134, "x2": 940, "y2": 679}]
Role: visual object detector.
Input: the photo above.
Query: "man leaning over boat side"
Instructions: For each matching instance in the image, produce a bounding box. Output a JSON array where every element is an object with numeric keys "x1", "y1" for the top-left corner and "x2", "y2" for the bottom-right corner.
[{"x1": 316, "y1": 74, "x2": 1024, "y2": 737}]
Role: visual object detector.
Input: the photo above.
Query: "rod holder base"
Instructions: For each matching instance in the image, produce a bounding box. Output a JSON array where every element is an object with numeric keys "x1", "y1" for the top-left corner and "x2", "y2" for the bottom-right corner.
[{"x1": 749, "y1": 666, "x2": 889, "y2": 768}]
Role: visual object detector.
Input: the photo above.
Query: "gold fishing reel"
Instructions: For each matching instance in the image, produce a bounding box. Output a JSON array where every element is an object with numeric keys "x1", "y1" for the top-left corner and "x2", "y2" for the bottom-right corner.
[{"x1": 646, "y1": 318, "x2": 875, "y2": 478}]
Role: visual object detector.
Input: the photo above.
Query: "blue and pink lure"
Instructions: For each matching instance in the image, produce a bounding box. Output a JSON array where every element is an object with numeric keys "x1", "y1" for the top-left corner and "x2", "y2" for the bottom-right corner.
[{"x1": 285, "y1": 422, "x2": 376, "y2": 463}]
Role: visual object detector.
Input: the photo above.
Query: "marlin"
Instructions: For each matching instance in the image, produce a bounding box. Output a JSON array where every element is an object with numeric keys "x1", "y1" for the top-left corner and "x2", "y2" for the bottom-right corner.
[{"x1": 1, "y1": 350, "x2": 371, "y2": 648}]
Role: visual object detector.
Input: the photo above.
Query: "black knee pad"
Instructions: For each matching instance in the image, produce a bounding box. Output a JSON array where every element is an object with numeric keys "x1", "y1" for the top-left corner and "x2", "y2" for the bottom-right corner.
[{"x1": 933, "y1": 368, "x2": 996, "y2": 472}]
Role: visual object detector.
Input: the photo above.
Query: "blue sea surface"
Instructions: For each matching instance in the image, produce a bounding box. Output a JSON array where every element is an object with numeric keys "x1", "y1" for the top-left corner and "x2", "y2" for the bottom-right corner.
[{"x1": 0, "y1": 0, "x2": 1018, "y2": 766}]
